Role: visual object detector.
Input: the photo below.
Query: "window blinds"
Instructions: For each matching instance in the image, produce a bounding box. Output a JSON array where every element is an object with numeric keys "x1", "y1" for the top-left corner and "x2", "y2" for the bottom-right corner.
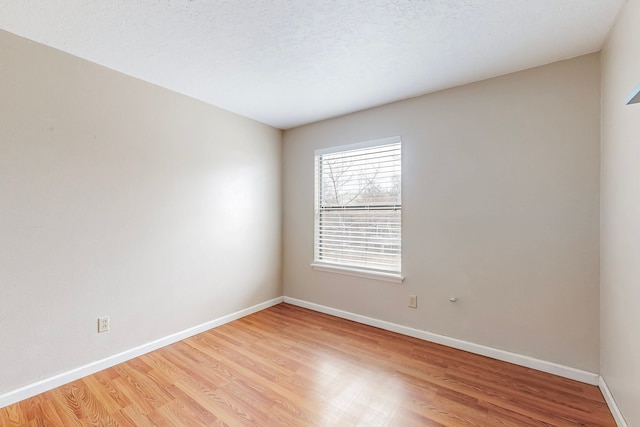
[{"x1": 315, "y1": 137, "x2": 401, "y2": 273}]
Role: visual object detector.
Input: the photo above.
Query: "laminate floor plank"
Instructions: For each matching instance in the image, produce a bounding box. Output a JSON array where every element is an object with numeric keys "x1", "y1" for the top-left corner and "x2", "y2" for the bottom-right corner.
[{"x1": 0, "y1": 303, "x2": 615, "y2": 426}]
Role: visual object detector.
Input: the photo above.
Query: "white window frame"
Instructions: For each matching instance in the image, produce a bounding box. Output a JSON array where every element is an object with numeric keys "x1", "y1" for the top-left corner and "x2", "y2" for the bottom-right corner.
[{"x1": 311, "y1": 136, "x2": 403, "y2": 283}]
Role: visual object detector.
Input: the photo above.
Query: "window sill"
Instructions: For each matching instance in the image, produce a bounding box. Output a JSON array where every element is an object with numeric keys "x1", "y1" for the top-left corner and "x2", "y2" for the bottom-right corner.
[{"x1": 310, "y1": 263, "x2": 404, "y2": 284}]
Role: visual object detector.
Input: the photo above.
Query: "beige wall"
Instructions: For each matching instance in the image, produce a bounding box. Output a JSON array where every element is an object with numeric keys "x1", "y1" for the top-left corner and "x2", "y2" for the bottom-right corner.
[
  {"x1": 283, "y1": 54, "x2": 601, "y2": 372},
  {"x1": 0, "y1": 30, "x2": 282, "y2": 394},
  {"x1": 601, "y1": 0, "x2": 640, "y2": 425}
]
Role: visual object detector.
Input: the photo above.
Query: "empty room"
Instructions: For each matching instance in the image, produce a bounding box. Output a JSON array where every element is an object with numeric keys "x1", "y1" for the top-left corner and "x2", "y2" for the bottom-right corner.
[{"x1": 1, "y1": 1, "x2": 638, "y2": 426}]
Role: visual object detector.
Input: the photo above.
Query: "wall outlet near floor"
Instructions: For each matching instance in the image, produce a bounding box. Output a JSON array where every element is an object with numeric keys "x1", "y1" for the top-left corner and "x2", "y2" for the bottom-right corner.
[
  {"x1": 98, "y1": 316, "x2": 110, "y2": 333},
  {"x1": 408, "y1": 295, "x2": 417, "y2": 308}
]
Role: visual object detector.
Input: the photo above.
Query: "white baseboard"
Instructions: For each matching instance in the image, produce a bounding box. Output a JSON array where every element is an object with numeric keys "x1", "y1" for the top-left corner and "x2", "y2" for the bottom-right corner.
[
  {"x1": 599, "y1": 376, "x2": 629, "y2": 427},
  {"x1": 0, "y1": 296, "x2": 284, "y2": 410},
  {"x1": 283, "y1": 296, "x2": 599, "y2": 386},
  {"x1": 3, "y1": 295, "x2": 612, "y2": 418}
]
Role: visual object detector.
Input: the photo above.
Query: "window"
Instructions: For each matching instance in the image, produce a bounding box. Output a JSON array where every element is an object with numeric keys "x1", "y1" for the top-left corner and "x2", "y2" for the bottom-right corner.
[{"x1": 313, "y1": 137, "x2": 402, "y2": 280}]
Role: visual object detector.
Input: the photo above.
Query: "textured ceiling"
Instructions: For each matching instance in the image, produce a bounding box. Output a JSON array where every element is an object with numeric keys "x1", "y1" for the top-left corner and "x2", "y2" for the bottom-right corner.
[{"x1": 0, "y1": 1, "x2": 625, "y2": 129}]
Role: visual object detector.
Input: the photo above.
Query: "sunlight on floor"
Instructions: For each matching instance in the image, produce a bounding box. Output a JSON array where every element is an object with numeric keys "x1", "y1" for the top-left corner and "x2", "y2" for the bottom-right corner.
[{"x1": 315, "y1": 356, "x2": 406, "y2": 425}]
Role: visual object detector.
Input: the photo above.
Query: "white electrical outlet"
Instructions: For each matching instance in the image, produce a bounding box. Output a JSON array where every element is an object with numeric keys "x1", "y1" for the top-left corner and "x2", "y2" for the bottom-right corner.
[
  {"x1": 408, "y1": 295, "x2": 417, "y2": 308},
  {"x1": 98, "y1": 316, "x2": 110, "y2": 333}
]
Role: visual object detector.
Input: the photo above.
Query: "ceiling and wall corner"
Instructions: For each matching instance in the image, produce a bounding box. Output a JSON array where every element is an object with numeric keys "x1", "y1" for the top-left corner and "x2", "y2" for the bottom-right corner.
[{"x1": 0, "y1": 0, "x2": 625, "y2": 129}]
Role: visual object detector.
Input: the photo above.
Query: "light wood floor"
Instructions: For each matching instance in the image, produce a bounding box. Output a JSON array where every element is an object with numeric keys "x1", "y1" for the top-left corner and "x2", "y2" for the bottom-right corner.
[{"x1": 0, "y1": 303, "x2": 615, "y2": 426}]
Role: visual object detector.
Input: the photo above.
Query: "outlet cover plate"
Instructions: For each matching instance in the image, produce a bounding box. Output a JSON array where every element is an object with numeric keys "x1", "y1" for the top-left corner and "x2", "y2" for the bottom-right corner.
[
  {"x1": 408, "y1": 295, "x2": 417, "y2": 308},
  {"x1": 98, "y1": 316, "x2": 110, "y2": 333}
]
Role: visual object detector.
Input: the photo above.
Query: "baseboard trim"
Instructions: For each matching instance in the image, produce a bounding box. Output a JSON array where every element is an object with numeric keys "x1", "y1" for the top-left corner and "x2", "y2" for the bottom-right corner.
[
  {"x1": 599, "y1": 376, "x2": 629, "y2": 427},
  {"x1": 0, "y1": 296, "x2": 284, "y2": 409},
  {"x1": 283, "y1": 296, "x2": 599, "y2": 386}
]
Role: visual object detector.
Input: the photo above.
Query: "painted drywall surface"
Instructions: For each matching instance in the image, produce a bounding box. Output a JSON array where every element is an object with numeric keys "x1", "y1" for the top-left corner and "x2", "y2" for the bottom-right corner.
[
  {"x1": 283, "y1": 54, "x2": 601, "y2": 372},
  {"x1": 601, "y1": 0, "x2": 640, "y2": 424},
  {"x1": 0, "y1": 30, "x2": 282, "y2": 394}
]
